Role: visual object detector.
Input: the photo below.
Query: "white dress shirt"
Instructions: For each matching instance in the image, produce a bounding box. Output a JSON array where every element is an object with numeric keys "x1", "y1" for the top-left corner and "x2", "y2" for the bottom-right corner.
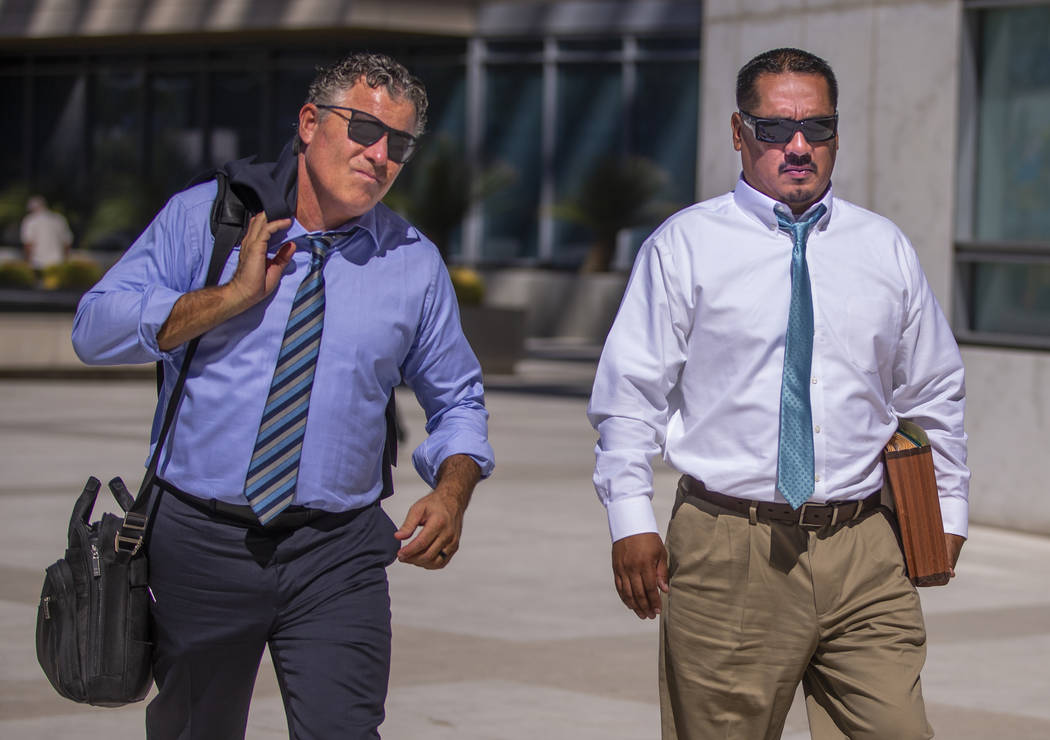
[{"x1": 588, "y1": 178, "x2": 969, "y2": 542}]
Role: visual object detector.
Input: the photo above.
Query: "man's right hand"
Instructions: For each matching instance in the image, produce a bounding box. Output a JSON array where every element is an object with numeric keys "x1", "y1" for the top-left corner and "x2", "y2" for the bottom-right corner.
[
  {"x1": 225, "y1": 212, "x2": 296, "y2": 313},
  {"x1": 157, "y1": 212, "x2": 293, "y2": 351},
  {"x1": 612, "y1": 532, "x2": 669, "y2": 620}
]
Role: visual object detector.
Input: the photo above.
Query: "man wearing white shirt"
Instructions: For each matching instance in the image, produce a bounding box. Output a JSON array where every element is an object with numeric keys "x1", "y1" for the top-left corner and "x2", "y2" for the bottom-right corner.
[
  {"x1": 588, "y1": 48, "x2": 968, "y2": 740},
  {"x1": 21, "y1": 195, "x2": 72, "y2": 271}
]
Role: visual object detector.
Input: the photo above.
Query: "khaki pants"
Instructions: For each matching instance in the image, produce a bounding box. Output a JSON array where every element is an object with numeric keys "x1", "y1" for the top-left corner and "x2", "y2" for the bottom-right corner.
[{"x1": 659, "y1": 482, "x2": 932, "y2": 740}]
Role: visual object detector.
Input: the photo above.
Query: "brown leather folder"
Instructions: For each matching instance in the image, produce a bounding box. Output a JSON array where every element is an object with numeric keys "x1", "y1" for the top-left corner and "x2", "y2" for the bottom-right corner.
[{"x1": 883, "y1": 421, "x2": 951, "y2": 587}]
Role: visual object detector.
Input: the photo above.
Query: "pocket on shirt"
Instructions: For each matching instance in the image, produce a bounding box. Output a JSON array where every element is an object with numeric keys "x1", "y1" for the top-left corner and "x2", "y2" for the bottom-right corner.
[{"x1": 844, "y1": 296, "x2": 900, "y2": 374}]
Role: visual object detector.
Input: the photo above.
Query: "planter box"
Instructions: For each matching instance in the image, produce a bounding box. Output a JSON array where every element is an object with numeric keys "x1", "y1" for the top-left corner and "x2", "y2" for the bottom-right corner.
[
  {"x1": 459, "y1": 305, "x2": 526, "y2": 376},
  {"x1": 478, "y1": 268, "x2": 628, "y2": 344}
]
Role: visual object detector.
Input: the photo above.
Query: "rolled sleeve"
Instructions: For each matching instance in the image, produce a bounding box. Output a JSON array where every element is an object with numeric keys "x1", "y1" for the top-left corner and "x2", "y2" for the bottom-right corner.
[
  {"x1": 404, "y1": 254, "x2": 495, "y2": 487},
  {"x1": 72, "y1": 184, "x2": 212, "y2": 366}
]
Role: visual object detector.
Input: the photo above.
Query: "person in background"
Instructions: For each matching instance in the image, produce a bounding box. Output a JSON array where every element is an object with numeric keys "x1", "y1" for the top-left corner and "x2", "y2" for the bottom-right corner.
[{"x1": 21, "y1": 195, "x2": 72, "y2": 272}]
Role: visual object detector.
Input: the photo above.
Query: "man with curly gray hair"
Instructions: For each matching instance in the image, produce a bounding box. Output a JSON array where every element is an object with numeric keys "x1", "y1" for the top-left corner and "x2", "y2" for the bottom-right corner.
[{"x1": 73, "y1": 51, "x2": 493, "y2": 739}]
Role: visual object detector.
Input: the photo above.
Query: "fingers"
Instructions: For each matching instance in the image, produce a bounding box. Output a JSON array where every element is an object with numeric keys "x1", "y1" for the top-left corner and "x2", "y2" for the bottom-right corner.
[
  {"x1": 612, "y1": 533, "x2": 668, "y2": 620},
  {"x1": 228, "y1": 213, "x2": 293, "y2": 309},
  {"x1": 395, "y1": 495, "x2": 461, "y2": 570},
  {"x1": 945, "y1": 533, "x2": 965, "y2": 578}
]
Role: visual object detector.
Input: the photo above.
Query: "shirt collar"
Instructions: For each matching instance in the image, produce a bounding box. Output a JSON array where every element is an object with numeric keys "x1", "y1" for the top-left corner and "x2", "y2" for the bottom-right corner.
[
  {"x1": 732, "y1": 174, "x2": 834, "y2": 233},
  {"x1": 284, "y1": 205, "x2": 382, "y2": 255}
]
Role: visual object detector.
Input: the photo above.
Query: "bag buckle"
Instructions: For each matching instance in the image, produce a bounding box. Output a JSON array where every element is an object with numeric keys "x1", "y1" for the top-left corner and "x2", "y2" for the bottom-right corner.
[{"x1": 114, "y1": 512, "x2": 147, "y2": 555}]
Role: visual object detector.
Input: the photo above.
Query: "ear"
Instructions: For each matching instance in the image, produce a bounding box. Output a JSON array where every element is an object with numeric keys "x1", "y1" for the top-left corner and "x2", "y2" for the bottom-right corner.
[
  {"x1": 731, "y1": 111, "x2": 743, "y2": 152},
  {"x1": 298, "y1": 104, "x2": 320, "y2": 147}
]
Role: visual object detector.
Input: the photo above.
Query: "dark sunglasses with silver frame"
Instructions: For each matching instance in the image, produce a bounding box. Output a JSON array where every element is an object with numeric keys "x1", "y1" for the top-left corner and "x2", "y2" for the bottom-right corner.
[
  {"x1": 315, "y1": 104, "x2": 420, "y2": 164},
  {"x1": 738, "y1": 110, "x2": 839, "y2": 144}
]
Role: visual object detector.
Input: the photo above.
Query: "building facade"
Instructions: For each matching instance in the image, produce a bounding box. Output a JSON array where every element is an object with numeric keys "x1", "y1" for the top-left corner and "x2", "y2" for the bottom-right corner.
[{"x1": 2, "y1": 0, "x2": 1048, "y2": 533}]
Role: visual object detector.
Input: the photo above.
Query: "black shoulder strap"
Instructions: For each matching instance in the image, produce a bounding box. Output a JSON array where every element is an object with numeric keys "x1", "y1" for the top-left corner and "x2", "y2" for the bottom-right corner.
[{"x1": 207, "y1": 170, "x2": 250, "y2": 285}]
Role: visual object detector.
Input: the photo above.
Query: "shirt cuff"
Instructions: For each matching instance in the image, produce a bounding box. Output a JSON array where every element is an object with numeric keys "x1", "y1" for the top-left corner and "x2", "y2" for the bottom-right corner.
[
  {"x1": 139, "y1": 284, "x2": 185, "y2": 360},
  {"x1": 606, "y1": 494, "x2": 660, "y2": 542},
  {"x1": 939, "y1": 493, "x2": 969, "y2": 539}
]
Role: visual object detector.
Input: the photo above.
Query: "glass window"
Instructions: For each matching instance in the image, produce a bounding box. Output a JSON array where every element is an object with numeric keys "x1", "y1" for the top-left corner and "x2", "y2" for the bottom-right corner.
[
  {"x1": 151, "y1": 73, "x2": 202, "y2": 195},
  {"x1": 957, "y1": 6, "x2": 1050, "y2": 345},
  {"x1": 631, "y1": 59, "x2": 698, "y2": 231},
  {"x1": 210, "y1": 70, "x2": 264, "y2": 165},
  {"x1": 0, "y1": 75, "x2": 25, "y2": 185},
  {"x1": 972, "y1": 262, "x2": 1050, "y2": 337},
  {"x1": 553, "y1": 62, "x2": 623, "y2": 263},
  {"x1": 36, "y1": 74, "x2": 87, "y2": 189},
  {"x1": 274, "y1": 67, "x2": 314, "y2": 151},
  {"x1": 92, "y1": 67, "x2": 144, "y2": 181},
  {"x1": 974, "y1": 8, "x2": 1050, "y2": 242},
  {"x1": 481, "y1": 64, "x2": 543, "y2": 261}
]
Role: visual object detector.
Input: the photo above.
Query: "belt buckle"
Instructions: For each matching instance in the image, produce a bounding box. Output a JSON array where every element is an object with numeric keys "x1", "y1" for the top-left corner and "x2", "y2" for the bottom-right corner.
[{"x1": 797, "y1": 502, "x2": 824, "y2": 529}]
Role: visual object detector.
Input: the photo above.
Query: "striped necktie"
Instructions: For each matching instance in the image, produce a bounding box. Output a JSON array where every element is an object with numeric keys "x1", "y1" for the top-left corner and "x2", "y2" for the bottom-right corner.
[
  {"x1": 245, "y1": 232, "x2": 343, "y2": 525},
  {"x1": 775, "y1": 204, "x2": 826, "y2": 510}
]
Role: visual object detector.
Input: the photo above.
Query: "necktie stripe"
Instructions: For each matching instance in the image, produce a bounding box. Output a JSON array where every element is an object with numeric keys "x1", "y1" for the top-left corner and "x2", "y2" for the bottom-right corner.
[
  {"x1": 245, "y1": 231, "x2": 353, "y2": 525},
  {"x1": 256, "y1": 493, "x2": 296, "y2": 524},
  {"x1": 260, "y1": 375, "x2": 314, "y2": 421},
  {"x1": 258, "y1": 395, "x2": 311, "y2": 440},
  {"x1": 247, "y1": 417, "x2": 309, "y2": 477},
  {"x1": 270, "y1": 345, "x2": 321, "y2": 390},
  {"x1": 246, "y1": 459, "x2": 300, "y2": 500},
  {"x1": 247, "y1": 471, "x2": 298, "y2": 510},
  {"x1": 286, "y1": 291, "x2": 325, "y2": 333},
  {"x1": 277, "y1": 310, "x2": 323, "y2": 358}
]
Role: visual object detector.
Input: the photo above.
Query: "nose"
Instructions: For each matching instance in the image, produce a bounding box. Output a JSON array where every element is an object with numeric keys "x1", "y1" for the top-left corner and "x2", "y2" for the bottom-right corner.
[
  {"x1": 363, "y1": 133, "x2": 390, "y2": 165},
  {"x1": 785, "y1": 129, "x2": 812, "y2": 156}
]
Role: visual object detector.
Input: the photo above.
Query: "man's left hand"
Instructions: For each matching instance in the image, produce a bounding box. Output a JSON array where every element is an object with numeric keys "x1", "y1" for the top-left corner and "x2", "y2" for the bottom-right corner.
[
  {"x1": 395, "y1": 455, "x2": 481, "y2": 570},
  {"x1": 945, "y1": 533, "x2": 965, "y2": 578}
]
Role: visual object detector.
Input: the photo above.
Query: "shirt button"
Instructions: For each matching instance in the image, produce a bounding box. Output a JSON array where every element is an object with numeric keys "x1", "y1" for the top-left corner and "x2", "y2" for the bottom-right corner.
[
  {"x1": 811, "y1": 377, "x2": 818, "y2": 384},
  {"x1": 815, "y1": 474, "x2": 822, "y2": 482},
  {"x1": 814, "y1": 425, "x2": 821, "y2": 433}
]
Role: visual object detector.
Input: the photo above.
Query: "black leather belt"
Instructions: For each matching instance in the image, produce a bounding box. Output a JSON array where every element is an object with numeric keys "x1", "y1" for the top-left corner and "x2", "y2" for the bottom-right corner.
[
  {"x1": 158, "y1": 478, "x2": 331, "y2": 530},
  {"x1": 680, "y1": 475, "x2": 881, "y2": 529}
]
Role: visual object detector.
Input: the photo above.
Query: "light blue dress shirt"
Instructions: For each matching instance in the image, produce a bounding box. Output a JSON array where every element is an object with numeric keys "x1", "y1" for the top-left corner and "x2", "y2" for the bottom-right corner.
[{"x1": 73, "y1": 180, "x2": 494, "y2": 512}]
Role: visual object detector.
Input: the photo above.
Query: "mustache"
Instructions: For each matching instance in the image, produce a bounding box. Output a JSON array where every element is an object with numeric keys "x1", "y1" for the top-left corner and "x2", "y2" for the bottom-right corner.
[{"x1": 780, "y1": 153, "x2": 815, "y2": 173}]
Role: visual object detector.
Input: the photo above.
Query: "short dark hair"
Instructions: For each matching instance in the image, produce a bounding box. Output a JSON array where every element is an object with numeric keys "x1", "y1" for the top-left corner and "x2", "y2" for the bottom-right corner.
[
  {"x1": 295, "y1": 52, "x2": 429, "y2": 152},
  {"x1": 736, "y1": 48, "x2": 838, "y2": 113}
]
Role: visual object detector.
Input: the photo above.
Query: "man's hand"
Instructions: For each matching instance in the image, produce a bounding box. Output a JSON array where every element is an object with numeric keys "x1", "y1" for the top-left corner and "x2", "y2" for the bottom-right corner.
[
  {"x1": 612, "y1": 532, "x2": 669, "y2": 620},
  {"x1": 395, "y1": 455, "x2": 481, "y2": 570},
  {"x1": 157, "y1": 212, "x2": 293, "y2": 350},
  {"x1": 945, "y1": 533, "x2": 965, "y2": 578},
  {"x1": 225, "y1": 212, "x2": 296, "y2": 312}
]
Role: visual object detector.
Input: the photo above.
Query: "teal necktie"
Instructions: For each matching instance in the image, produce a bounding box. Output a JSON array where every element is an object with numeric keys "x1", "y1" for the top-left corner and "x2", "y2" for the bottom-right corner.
[
  {"x1": 775, "y1": 204, "x2": 826, "y2": 510},
  {"x1": 245, "y1": 233, "x2": 342, "y2": 525}
]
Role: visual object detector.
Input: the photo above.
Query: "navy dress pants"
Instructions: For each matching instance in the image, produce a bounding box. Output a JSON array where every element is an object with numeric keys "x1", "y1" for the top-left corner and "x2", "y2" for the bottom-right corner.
[{"x1": 144, "y1": 487, "x2": 400, "y2": 740}]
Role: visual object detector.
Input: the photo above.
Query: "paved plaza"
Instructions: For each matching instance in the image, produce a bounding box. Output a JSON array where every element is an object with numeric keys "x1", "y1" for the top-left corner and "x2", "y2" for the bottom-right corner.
[{"x1": 1, "y1": 357, "x2": 1049, "y2": 738}]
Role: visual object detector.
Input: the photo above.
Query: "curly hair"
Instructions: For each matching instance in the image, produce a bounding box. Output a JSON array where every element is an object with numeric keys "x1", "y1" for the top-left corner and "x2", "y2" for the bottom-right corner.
[
  {"x1": 295, "y1": 52, "x2": 429, "y2": 152},
  {"x1": 736, "y1": 48, "x2": 838, "y2": 113}
]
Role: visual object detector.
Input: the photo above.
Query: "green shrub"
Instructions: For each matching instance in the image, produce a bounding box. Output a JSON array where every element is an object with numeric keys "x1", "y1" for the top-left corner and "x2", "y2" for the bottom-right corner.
[
  {"x1": 449, "y1": 266, "x2": 485, "y2": 306},
  {"x1": 41, "y1": 259, "x2": 103, "y2": 291},
  {"x1": 0, "y1": 260, "x2": 37, "y2": 288}
]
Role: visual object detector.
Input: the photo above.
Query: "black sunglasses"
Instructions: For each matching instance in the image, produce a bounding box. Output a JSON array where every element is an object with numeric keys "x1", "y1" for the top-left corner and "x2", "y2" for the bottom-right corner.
[
  {"x1": 738, "y1": 111, "x2": 838, "y2": 144},
  {"x1": 315, "y1": 105, "x2": 420, "y2": 164}
]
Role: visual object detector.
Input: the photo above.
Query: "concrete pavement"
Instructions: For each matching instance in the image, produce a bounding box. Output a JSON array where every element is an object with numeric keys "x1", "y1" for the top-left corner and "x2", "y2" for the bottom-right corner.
[{"x1": 1, "y1": 360, "x2": 1048, "y2": 738}]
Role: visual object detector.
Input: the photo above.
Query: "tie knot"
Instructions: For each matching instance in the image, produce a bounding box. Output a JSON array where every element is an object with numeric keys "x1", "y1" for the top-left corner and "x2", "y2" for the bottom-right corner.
[
  {"x1": 303, "y1": 233, "x2": 341, "y2": 264},
  {"x1": 776, "y1": 203, "x2": 827, "y2": 243}
]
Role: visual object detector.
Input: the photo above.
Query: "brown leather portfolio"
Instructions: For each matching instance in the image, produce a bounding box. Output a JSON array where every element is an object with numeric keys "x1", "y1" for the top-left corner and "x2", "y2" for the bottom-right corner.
[{"x1": 883, "y1": 421, "x2": 951, "y2": 587}]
